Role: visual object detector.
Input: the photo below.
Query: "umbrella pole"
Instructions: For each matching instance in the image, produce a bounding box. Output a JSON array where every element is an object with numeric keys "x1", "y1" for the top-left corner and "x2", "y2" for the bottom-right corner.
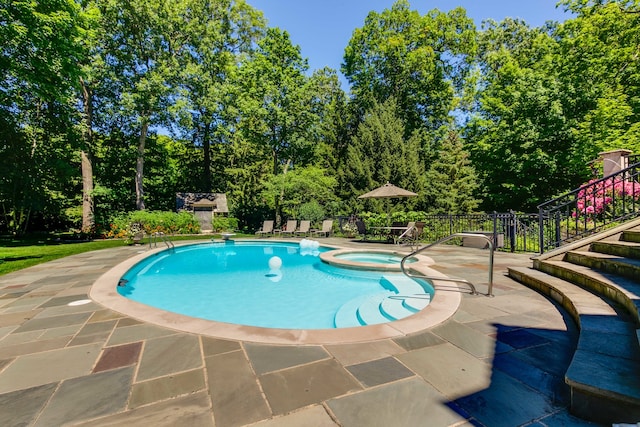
[{"x1": 386, "y1": 200, "x2": 391, "y2": 227}]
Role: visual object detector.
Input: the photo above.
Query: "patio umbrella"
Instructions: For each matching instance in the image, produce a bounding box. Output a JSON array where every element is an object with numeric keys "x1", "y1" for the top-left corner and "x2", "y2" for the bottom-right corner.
[{"x1": 358, "y1": 182, "x2": 417, "y2": 225}]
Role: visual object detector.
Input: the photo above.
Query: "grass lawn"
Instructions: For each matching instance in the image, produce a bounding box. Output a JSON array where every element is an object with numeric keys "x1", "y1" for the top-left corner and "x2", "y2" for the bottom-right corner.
[{"x1": 0, "y1": 234, "x2": 238, "y2": 276}]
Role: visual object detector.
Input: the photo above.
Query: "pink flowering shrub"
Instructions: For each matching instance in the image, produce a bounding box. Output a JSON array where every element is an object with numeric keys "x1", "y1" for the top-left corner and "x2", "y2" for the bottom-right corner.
[{"x1": 573, "y1": 178, "x2": 640, "y2": 220}]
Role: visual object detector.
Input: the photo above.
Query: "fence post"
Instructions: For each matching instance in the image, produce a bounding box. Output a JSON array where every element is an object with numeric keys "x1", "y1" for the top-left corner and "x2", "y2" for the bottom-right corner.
[
  {"x1": 538, "y1": 207, "x2": 545, "y2": 254},
  {"x1": 509, "y1": 210, "x2": 516, "y2": 253},
  {"x1": 554, "y1": 211, "x2": 561, "y2": 250},
  {"x1": 491, "y1": 211, "x2": 498, "y2": 249}
]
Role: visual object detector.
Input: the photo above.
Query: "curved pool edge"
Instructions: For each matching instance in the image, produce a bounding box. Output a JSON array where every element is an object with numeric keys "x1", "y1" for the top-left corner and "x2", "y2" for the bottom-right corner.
[
  {"x1": 89, "y1": 240, "x2": 462, "y2": 345},
  {"x1": 319, "y1": 248, "x2": 430, "y2": 272}
]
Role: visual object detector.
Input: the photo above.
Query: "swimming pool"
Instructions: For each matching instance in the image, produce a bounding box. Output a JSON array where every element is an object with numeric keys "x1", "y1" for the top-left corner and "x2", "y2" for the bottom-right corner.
[{"x1": 117, "y1": 241, "x2": 434, "y2": 330}]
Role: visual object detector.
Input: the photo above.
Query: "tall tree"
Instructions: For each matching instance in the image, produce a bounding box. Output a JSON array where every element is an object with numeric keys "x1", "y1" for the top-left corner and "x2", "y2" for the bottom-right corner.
[
  {"x1": 97, "y1": 0, "x2": 185, "y2": 210},
  {"x1": 424, "y1": 130, "x2": 480, "y2": 213},
  {"x1": 340, "y1": 98, "x2": 425, "y2": 212},
  {"x1": 235, "y1": 28, "x2": 328, "y2": 222},
  {"x1": 343, "y1": 0, "x2": 477, "y2": 135},
  {"x1": 466, "y1": 19, "x2": 578, "y2": 211},
  {"x1": 0, "y1": 0, "x2": 84, "y2": 234},
  {"x1": 557, "y1": 0, "x2": 640, "y2": 154},
  {"x1": 173, "y1": 0, "x2": 265, "y2": 192}
]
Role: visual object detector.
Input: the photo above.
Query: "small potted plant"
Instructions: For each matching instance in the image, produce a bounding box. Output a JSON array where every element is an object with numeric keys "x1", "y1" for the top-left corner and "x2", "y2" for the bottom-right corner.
[
  {"x1": 342, "y1": 222, "x2": 357, "y2": 238},
  {"x1": 128, "y1": 222, "x2": 145, "y2": 245}
]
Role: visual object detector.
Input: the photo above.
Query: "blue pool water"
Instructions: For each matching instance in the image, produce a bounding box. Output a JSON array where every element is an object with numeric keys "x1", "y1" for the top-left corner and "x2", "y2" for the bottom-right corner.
[
  {"x1": 118, "y1": 242, "x2": 431, "y2": 329},
  {"x1": 334, "y1": 252, "x2": 416, "y2": 265}
]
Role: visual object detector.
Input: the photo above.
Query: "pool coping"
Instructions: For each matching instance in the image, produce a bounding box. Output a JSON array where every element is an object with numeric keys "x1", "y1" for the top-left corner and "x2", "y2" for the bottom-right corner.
[
  {"x1": 319, "y1": 248, "x2": 428, "y2": 272},
  {"x1": 89, "y1": 240, "x2": 462, "y2": 345}
]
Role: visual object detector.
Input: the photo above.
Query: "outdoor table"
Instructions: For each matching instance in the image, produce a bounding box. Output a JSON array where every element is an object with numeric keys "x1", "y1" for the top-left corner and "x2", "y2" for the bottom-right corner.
[{"x1": 369, "y1": 226, "x2": 409, "y2": 242}]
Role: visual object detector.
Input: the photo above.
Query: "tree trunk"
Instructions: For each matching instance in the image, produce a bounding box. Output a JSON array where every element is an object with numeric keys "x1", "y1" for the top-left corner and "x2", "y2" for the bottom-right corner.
[
  {"x1": 80, "y1": 77, "x2": 94, "y2": 232},
  {"x1": 136, "y1": 118, "x2": 149, "y2": 210},
  {"x1": 81, "y1": 150, "x2": 94, "y2": 231},
  {"x1": 275, "y1": 159, "x2": 291, "y2": 225},
  {"x1": 203, "y1": 121, "x2": 211, "y2": 191}
]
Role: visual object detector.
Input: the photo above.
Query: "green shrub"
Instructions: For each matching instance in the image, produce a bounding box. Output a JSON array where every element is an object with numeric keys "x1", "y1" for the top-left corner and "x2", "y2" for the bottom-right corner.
[
  {"x1": 298, "y1": 201, "x2": 325, "y2": 223},
  {"x1": 212, "y1": 216, "x2": 239, "y2": 232},
  {"x1": 105, "y1": 211, "x2": 200, "y2": 240}
]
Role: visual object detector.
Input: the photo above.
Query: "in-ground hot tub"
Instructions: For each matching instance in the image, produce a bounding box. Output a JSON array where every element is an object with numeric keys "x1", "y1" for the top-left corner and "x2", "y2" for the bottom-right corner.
[{"x1": 319, "y1": 249, "x2": 423, "y2": 272}]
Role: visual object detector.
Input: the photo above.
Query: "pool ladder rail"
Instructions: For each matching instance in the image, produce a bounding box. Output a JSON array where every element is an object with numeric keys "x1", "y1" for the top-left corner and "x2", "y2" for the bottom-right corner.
[
  {"x1": 400, "y1": 233, "x2": 495, "y2": 297},
  {"x1": 148, "y1": 232, "x2": 174, "y2": 249}
]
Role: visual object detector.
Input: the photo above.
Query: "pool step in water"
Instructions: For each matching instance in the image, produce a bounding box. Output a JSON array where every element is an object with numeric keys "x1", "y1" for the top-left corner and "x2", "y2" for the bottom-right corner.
[
  {"x1": 334, "y1": 275, "x2": 433, "y2": 328},
  {"x1": 379, "y1": 296, "x2": 410, "y2": 320},
  {"x1": 380, "y1": 275, "x2": 426, "y2": 294},
  {"x1": 357, "y1": 294, "x2": 395, "y2": 325},
  {"x1": 402, "y1": 294, "x2": 431, "y2": 312},
  {"x1": 334, "y1": 292, "x2": 391, "y2": 328}
]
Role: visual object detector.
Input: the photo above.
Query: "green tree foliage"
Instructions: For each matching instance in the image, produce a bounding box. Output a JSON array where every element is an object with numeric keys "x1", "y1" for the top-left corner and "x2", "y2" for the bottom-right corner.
[
  {"x1": 0, "y1": 0, "x2": 85, "y2": 234},
  {"x1": 343, "y1": 0, "x2": 477, "y2": 135},
  {"x1": 172, "y1": 0, "x2": 265, "y2": 192},
  {"x1": 237, "y1": 28, "x2": 318, "y2": 173},
  {"x1": 96, "y1": 0, "x2": 188, "y2": 210},
  {"x1": 557, "y1": 0, "x2": 640, "y2": 154},
  {"x1": 468, "y1": 2, "x2": 640, "y2": 211},
  {"x1": 466, "y1": 19, "x2": 580, "y2": 211},
  {"x1": 341, "y1": 98, "x2": 426, "y2": 213},
  {"x1": 261, "y1": 166, "x2": 338, "y2": 220},
  {"x1": 5, "y1": 0, "x2": 640, "y2": 235},
  {"x1": 235, "y1": 28, "x2": 339, "y2": 223},
  {"x1": 424, "y1": 131, "x2": 480, "y2": 213}
]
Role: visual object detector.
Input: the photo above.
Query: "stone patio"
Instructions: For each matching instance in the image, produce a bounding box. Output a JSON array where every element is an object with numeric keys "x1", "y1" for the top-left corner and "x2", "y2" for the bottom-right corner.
[{"x1": 0, "y1": 238, "x2": 602, "y2": 426}]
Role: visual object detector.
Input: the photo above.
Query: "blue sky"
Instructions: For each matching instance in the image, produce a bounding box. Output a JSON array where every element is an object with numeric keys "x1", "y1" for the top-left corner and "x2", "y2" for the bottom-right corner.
[{"x1": 246, "y1": 0, "x2": 570, "y2": 87}]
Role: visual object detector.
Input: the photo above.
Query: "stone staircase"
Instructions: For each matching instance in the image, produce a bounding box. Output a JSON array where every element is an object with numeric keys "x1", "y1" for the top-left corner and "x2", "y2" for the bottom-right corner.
[{"x1": 508, "y1": 217, "x2": 640, "y2": 425}]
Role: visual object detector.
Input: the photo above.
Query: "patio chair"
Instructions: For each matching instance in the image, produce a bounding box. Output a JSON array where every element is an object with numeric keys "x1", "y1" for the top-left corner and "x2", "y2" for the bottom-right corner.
[
  {"x1": 394, "y1": 222, "x2": 415, "y2": 244},
  {"x1": 355, "y1": 220, "x2": 369, "y2": 241},
  {"x1": 398, "y1": 221, "x2": 424, "y2": 249},
  {"x1": 255, "y1": 220, "x2": 274, "y2": 237},
  {"x1": 313, "y1": 219, "x2": 334, "y2": 237},
  {"x1": 280, "y1": 219, "x2": 298, "y2": 237},
  {"x1": 295, "y1": 220, "x2": 311, "y2": 237}
]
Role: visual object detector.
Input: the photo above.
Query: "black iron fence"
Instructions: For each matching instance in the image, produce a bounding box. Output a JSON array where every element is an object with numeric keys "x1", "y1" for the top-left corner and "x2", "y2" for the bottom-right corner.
[
  {"x1": 537, "y1": 160, "x2": 640, "y2": 253},
  {"x1": 337, "y1": 161, "x2": 640, "y2": 254},
  {"x1": 341, "y1": 212, "x2": 543, "y2": 253}
]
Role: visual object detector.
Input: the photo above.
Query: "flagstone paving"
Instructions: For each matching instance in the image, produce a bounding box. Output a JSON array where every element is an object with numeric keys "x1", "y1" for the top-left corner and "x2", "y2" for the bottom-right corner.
[{"x1": 0, "y1": 239, "x2": 604, "y2": 426}]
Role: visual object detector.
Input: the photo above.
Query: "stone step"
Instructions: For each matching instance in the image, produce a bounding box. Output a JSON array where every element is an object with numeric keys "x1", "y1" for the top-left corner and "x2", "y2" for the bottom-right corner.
[
  {"x1": 565, "y1": 250, "x2": 640, "y2": 282},
  {"x1": 590, "y1": 240, "x2": 640, "y2": 260},
  {"x1": 401, "y1": 294, "x2": 432, "y2": 312},
  {"x1": 379, "y1": 296, "x2": 412, "y2": 320},
  {"x1": 334, "y1": 292, "x2": 390, "y2": 328},
  {"x1": 535, "y1": 259, "x2": 640, "y2": 323},
  {"x1": 333, "y1": 294, "x2": 374, "y2": 328},
  {"x1": 508, "y1": 266, "x2": 640, "y2": 423},
  {"x1": 622, "y1": 229, "x2": 640, "y2": 243},
  {"x1": 357, "y1": 294, "x2": 395, "y2": 325},
  {"x1": 379, "y1": 294, "x2": 431, "y2": 320},
  {"x1": 380, "y1": 275, "x2": 427, "y2": 294}
]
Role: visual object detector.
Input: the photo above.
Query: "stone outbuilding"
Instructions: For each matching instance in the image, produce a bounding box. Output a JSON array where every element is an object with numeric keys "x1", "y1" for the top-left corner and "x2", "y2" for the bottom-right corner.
[{"x1": 176, "y1": 193, "x2": 229, "y2": 232}]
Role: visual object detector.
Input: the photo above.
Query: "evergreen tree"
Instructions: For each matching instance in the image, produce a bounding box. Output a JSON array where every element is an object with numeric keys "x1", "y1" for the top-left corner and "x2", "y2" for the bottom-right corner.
[
  {"x1": 340, "y1": 98, "x2": 426, "y2": 213},
  {"x1": 425, "y1": 131, "x2": 480, "y2": 214}
]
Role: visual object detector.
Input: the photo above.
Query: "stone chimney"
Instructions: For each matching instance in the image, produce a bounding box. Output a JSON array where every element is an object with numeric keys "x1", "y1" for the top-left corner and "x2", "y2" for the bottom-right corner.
[{"x1": 599, "y1": 149, "x2": 632, "y2": 177}]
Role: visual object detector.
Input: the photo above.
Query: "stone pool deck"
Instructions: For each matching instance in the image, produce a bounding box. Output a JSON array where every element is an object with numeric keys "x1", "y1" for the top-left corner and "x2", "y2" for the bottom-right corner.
[{"x1": 0, "y1": 238, "x2": 601, "y2": 426}]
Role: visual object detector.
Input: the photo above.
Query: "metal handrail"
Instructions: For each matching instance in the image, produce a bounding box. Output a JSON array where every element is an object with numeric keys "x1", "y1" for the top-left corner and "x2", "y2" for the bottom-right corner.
[
  {"x1": 149, "y1": 232, "x2": 174, "y2": 249},
  {"x1": 400, "y1": 233, "x2": 495, "y2": 297}
]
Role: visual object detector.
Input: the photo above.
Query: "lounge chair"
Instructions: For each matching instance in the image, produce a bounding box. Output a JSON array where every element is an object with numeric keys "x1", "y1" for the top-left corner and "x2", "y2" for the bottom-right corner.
[
  {"x1": 295, "y1": 220, "x2": 311, "y2": 237},
  {"x1": 280, "y1": 219, "x2": 298, "y2": 237},
  {"x1": 255, "y1": 220, "x2": 274, "y2": 237},
  {"x1": 313, "y1": 219, "x2": 333, "y2": 237}
]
